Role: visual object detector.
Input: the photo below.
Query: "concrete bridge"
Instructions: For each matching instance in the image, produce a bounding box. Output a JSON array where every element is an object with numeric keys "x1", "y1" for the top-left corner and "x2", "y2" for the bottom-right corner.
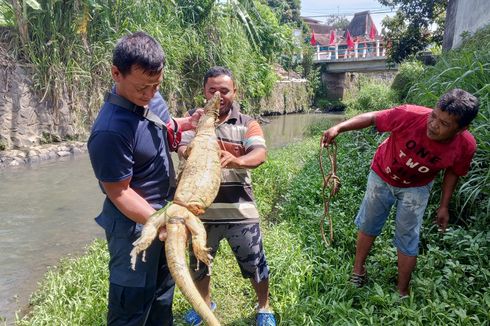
[{"x1": 313, "y1": 41, "x2": 398, "y2": 100}]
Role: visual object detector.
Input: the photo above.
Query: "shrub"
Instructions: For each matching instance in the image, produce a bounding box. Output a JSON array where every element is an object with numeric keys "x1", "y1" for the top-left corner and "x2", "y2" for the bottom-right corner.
[
  {"x1": 391, "y1": 60, "x2": 424, "y2": 101},
  {"x1": 313, "y1": 98, "x2": 346, "y2": 112},
  {"x1": 344, "y1": 79, "x2": 399, "y2": 115}
]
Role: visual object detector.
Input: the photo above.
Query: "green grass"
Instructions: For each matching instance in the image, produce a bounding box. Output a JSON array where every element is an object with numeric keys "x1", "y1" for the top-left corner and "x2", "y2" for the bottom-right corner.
[
  {"x1": 16, "y1": 240, "x2": 109, "y2": 325},
  {"x1": 17, "y1": 124, "x2": 490, "y2": 325},
  {"x1": 343, "y1": 78, "x2": 399, "y2": 117},
  {"x1": 6, "y1": 0, "x2": 300, "y2": 128},
  {"x1": 15, "y1": 22, "x2": 490, "y2": 326}
]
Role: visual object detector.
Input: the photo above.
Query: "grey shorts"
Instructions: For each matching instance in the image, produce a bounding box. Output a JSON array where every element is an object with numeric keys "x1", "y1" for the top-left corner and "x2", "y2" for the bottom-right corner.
[{"x1": 189, "y1": 222, "x2": 270, "y2": 283}]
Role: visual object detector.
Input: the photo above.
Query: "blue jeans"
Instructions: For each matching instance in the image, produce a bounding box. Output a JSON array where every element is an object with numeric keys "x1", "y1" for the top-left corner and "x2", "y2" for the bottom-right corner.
[{"x1": 355, "y1": 171, "x2": 433, "y2": 256}]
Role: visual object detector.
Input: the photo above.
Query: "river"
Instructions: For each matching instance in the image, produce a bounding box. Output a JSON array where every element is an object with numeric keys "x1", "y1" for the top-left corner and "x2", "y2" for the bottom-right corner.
[{"x1": 0, "y1": 112, "x2": 343, "y2": 324}]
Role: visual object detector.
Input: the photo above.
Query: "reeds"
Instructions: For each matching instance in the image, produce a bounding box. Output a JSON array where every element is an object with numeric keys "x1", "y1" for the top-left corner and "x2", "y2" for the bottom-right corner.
[{"x1": 7, "y1": 0, "x2": 296, "y2": 125}]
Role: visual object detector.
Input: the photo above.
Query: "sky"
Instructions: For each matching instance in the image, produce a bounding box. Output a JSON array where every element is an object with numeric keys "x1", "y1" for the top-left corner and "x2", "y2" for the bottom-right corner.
[{"x1": 300, "y1": 0, "x2": 396, "y2": 31}]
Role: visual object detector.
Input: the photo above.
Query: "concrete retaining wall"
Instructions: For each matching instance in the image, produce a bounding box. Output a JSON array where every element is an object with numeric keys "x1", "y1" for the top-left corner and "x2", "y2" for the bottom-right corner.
[
  {"x1": 259, "y1": 79, "x2": 310, "y2": 115},
  {"x1": 0, "y1": 37, "x2": 311, "y2": 153},
  {"x1": 0, "y1": 44, "x2": 311, "y2": 164},
  {"x1": 443, "y1": 0, "x2": 490, "y2": 50},
  {"x1": 0, "y1": 61, "x2": 81, "y2": 150}
]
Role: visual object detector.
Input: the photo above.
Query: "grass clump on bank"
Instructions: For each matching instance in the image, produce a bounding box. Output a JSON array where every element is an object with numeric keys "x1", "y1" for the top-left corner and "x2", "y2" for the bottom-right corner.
[
  {"x1": 16, "y1": 240, "x2": 109, "y2": 325},
  {"x1": 343, "y1": 78, "x2": 399, "y2": 117}
]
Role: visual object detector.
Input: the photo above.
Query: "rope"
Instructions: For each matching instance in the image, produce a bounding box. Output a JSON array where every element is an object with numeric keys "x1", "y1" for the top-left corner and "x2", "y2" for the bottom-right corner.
[
  {"x1": 319, "y1": 136, "x2": 341, "y2": 246},
  {"x1": 172, "y1": 199, "x2": 188, "y2": 208}
]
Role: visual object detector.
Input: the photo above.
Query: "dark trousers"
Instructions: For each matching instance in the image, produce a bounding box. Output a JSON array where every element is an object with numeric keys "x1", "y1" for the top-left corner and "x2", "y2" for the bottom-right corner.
[{"x1": 105, "y1": 223, "x2": 175, "y2": 326}]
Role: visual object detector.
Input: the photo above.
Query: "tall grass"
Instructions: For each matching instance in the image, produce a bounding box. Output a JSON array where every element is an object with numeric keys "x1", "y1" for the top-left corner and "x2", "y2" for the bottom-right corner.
[
  {"x1": 390, "y1": 60, "x2": 425, "y2": 100},
  {"x1": 8, "y1": 0, "x2": 297, "y2": 134},
  {"x1": 404, "y1": 26, "x2": 490, "y2": 225}
]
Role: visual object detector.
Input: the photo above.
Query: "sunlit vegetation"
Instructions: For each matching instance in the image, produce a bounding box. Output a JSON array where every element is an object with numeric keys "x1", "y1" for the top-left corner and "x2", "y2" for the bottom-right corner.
[
  {"x1": 9, "y1": 3, "x2": 489, "y2": 326},
  {"x1": 17, "y1": 121, "x2": 489, "y2": 325},
  {"x1": 343, "y1": 76, "x2": 399, "y2": 116},
  {"x1": 1, "y1": 0, "x2": 303, "y2": 123}
]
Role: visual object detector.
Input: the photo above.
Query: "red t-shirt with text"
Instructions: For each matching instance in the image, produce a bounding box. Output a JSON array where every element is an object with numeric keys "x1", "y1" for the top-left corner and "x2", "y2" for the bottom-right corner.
[{"x1": 371, "y1": 105, "x2": 476, "y2": 187}]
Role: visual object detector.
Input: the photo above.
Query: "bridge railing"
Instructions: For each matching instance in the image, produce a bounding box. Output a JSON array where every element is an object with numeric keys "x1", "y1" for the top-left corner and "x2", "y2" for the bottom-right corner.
[{"x1": 313, "y1": 40, "x2": 388, "y2": 62}]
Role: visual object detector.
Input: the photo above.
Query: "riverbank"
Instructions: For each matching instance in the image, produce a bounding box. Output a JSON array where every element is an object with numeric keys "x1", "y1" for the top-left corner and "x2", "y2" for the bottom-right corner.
[
  {"x1": 16, "y1": 125, "x2": 490, "y2": 325},
  {"x1": 0, "y1": 141, "x2": 87, "y2": 169},
  {"x1": 0, "y1": 111, "x2": 338, "y2": 170},
  {"x1": 1, "y1": 113, "x2": 341, "y2": 325}
]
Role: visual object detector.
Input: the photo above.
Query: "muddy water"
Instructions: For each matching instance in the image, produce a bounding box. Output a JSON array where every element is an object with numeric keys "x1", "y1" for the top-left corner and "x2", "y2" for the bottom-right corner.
[{"x1": 0, "y1": 113, "x2": 343, "y2": 324}]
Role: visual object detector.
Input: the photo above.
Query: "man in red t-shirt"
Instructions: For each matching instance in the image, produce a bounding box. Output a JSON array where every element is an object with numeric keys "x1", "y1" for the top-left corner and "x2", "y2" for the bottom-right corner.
[{"x1": 322, "y1": 89, "x2": 479, "y2": 297}]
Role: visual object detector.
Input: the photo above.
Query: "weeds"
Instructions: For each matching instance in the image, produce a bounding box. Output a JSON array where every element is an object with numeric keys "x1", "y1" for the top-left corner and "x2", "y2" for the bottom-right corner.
[
  {"x1": 343, "y1": 77, "x2": 398, "y2": 117},
  {"x1": 17, "y1": 124, "x2": 489, "y2": 325},
  {"x1": 6, "y1": 0, "x2": 298, "y2": 125},
  {"x1": 13, "y1": 9, "x2": 490, "y2": 326}
]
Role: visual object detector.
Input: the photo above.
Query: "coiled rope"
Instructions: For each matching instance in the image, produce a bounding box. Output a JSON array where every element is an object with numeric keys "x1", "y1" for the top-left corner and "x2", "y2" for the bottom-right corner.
[{"x1": 319, "y1": 136, "x2": 341, "y2": 246}]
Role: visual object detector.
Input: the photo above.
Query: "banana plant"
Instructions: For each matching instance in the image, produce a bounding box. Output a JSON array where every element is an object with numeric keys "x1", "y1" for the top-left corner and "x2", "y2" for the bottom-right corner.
[{"x1": 7, "y1": 0, "x2": 40, "y2": 44}]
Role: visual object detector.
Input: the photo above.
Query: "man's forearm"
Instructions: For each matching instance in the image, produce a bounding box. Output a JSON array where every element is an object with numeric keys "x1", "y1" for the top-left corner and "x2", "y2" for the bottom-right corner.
[
  {"x1": 337, "y1": 112, "x2": 377, "y2": 133},
  {"x1": 174, "y1": 109, "x2": 204, "y2": 131},
  {"x1": 102, "y1": 180, "x2": 155, "y2": 224},
  {"x1": 323, "y1": 111, "x2": 377, "y2": 145},
  {"x1": 235, "y1": 147, "x2": 266, "y2": 169},
  {"x1": 173, "y1": 117, "x2": 193, "y2": 131},
  {"x1": 439, "y1": 170, "x2": 459, "y2": 209}
]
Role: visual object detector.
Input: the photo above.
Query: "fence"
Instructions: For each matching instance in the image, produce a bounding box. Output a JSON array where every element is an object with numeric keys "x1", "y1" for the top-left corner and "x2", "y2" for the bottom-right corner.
[{"x1": 313, "y1": 40, "x2": 387, "y2": 61}]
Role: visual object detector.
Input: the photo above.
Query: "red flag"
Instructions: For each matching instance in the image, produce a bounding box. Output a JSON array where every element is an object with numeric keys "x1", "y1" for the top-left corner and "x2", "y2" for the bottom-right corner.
[
  {"x1": 310, "y1": 31, "x2": 317, "y2": 45},
  {"x1": 329, "y1": 30, "x2": 336, "y2": 45},
  {"x1": 369, "y1": 23, "x2": 377, "y2": 40},
  {"x1": 346, "y1": 30, "x2": 354, "y2": 49}
]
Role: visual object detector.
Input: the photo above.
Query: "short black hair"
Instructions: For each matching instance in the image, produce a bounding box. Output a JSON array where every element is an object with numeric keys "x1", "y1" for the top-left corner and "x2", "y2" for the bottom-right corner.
[
  {"x1": 437, "y1": 88, "x2": 479, "y2": 128},
  {"x1": 112, "y1": 31, "x2": 165, "y2": 76},
  {"x1": 203, "y1": 66, "x2": 235, "y2": 87}
]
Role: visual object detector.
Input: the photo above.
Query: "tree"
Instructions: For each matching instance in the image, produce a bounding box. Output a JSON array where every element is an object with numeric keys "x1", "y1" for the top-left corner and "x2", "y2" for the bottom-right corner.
[
  {"x1": 265, "y1": 0, "x2": 301, "y2": 26},
  {"x1": 378, "y1": 0, "x2": 446, "y2": 63},
  {"x1": 324, "y1": 15, "x2": 349, "y2": 30}
]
